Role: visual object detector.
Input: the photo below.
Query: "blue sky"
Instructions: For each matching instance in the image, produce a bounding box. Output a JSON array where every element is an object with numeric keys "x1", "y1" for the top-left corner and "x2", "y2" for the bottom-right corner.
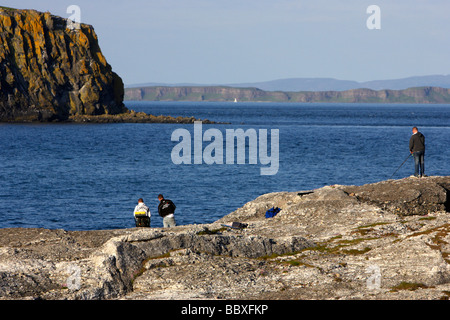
[{"x1": 3, "y1": 0, "x2": 450, "y2": 85}]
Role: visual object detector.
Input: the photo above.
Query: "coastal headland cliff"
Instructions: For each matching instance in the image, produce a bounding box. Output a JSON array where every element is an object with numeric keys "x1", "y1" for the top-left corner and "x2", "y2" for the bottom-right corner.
[
  {"x1": 0, "y1": 8, "x2": 126, "y2": 122},
  {"x1": 1, "y1": 176, "x2": 449, "y2": 300},
  {"x1": 0, "y1": 8, "x2": 212, "y2": 124}
]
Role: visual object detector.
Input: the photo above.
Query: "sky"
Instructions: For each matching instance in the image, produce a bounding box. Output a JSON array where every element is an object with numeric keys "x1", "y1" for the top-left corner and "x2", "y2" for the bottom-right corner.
[{"x1": 2, "y1": 0, "x2": 450, "y2": 85}]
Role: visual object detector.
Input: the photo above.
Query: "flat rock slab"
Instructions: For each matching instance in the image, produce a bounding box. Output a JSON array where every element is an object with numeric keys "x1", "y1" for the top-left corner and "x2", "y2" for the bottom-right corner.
[{"x1": 342, "y1": 176, "x2": 450, "y2": 216}]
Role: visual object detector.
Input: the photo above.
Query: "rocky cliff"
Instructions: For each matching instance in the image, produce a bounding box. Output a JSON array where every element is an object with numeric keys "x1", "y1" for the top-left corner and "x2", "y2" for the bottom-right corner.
[
  {"x1": 1, "y1": 176, "x2": 449, "y2": 300},
  {"x1": 125, "y1": 85, "x2": 450, "y2": 104},
  {"x1": 0, "y1": 8, "x2": 126, "y2": 122}
]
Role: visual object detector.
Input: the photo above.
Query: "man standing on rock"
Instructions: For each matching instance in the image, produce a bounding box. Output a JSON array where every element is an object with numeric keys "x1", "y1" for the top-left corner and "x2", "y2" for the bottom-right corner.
[
  {"x1": 409, "y1": 126, "x2": 426, "y2": 178},
  {"x1": 158, "y1": 194, "x2": 176, "y2": 228}
]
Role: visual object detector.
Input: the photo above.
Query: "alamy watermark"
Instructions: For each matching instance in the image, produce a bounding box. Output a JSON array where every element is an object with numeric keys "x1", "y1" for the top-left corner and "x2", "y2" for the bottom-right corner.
[
  {"x1": 366, "y1": 5, "x2": 381, "y2": 30},
  {"x1": 366, "y1": 264, "x2": 381, "y2": 290},
  {"x1": 171, "y1": 121, "x2": 279, "y2": 175},
  {"x1": 66, "y1": 5, "x2": 81, "y2": 30},
  {"x1": 65, "y1": 264, "x2": 81, "y2": 290}
]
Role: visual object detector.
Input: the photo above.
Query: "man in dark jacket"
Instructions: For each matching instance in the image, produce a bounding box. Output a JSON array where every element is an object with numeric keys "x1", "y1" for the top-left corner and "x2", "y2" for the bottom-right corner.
[
  {"x1": 409, "y1": 127, "x2": 426, "y2": 178},
  {"x1": 158, "y1": 194, "x2": 176, "y2": 227}
]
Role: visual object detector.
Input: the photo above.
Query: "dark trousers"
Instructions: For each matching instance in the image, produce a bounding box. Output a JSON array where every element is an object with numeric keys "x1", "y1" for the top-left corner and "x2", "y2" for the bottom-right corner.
[
  {"x1": 135, "y1": 216, "x2": 150, "y2": 227},
  {"x1": 413, "y1": 151, "x2": 425, "y2": 177}
]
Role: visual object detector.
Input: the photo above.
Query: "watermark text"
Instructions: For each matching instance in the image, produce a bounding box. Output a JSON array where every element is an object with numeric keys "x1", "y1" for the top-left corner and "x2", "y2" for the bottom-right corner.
[
  {"x1": 366, "y1": 5, "x2": 381, "y2": 30},
  {"x1": 171, "y1": 122, "x2": 279, "y2": 175}
]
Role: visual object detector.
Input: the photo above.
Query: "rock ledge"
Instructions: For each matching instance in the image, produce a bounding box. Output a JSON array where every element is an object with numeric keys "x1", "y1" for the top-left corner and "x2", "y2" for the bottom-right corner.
[{"x1": 1, "y1": 176, "x2": 449, "y2": 300}]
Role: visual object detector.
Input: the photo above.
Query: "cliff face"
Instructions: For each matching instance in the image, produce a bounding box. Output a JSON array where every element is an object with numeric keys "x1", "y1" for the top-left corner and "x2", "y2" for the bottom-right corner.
[
  {"x1": 0, "y1": 8, "x2": 126, "y2": 122},
  {"x1": 125, "y1": 85, "x2": 450, "y2": 104}
]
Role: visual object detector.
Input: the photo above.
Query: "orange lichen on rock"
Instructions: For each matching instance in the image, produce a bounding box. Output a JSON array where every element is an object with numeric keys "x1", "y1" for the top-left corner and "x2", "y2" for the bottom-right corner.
[{"x1": 0, "y1": 8, "x2": 126, "y2": 122}]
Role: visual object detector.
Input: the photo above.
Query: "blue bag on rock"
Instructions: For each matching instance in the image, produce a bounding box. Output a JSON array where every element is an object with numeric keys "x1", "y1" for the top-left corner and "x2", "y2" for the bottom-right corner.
[{"x1": 265, "y1": 207, "x2": 281, "y2": 218}]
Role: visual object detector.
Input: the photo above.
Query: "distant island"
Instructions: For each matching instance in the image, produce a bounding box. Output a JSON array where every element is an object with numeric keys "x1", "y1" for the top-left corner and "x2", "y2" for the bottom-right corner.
[{"x1": 125, "y1": 85, "x2": 450, "y2": 104}]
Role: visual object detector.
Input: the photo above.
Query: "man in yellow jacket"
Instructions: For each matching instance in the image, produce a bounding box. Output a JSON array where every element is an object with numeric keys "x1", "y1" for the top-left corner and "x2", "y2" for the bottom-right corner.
[{"x1": 134, "y1": 198, "x2": 151, "y2": 227}]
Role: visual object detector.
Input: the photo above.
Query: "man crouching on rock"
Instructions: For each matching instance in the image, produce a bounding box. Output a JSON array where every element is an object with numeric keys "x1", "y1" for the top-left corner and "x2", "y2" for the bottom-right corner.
[
  {"x1": 134, "y1": 198, "x2": 151, "y2": 227},
  {"x1": 158, "y1": 194, "x2": 176, "y2": 228}
]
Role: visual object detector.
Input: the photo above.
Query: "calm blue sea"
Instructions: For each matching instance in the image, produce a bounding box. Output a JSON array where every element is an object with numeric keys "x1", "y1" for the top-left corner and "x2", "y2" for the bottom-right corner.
[{"x1": 1, "y1": 102, "x2": 449, "y2": 230}]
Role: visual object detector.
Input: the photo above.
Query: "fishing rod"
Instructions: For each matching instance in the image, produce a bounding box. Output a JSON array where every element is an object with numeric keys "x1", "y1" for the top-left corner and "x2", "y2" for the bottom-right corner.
[{"x1": 388, "y1": 153, "x2": 412, "y2": 180}]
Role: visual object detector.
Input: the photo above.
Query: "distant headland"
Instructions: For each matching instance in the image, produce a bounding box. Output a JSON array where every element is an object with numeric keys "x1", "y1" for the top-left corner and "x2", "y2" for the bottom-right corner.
[{"x1": 125, "y1": 85, "x2": 450, "y2": 104}]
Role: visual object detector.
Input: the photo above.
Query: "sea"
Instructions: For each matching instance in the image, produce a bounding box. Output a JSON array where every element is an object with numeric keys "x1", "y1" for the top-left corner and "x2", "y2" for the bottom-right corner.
[{"x1": 1, "y1": 101, "x2": 449, "y2": 230}]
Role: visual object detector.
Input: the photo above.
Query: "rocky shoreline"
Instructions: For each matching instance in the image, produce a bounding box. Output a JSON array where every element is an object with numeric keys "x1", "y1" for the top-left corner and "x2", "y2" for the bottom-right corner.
[
  {"x1": 67, "y1": 110, "x2": 218, "y2": 124},
  {"x1": 1, "y1": 110, "x2": 218, "y2": 124},
  {"x1": 1, "y1": 176, "x2": 449, "y2": 300}
]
